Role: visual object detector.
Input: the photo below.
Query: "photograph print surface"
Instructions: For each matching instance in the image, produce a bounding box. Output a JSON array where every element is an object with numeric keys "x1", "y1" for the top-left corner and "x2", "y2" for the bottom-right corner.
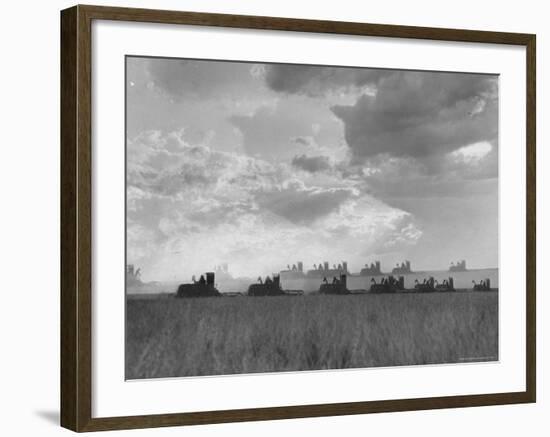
[{"x1": 125, "y1": 56, "x2": 499, "y2": 379}]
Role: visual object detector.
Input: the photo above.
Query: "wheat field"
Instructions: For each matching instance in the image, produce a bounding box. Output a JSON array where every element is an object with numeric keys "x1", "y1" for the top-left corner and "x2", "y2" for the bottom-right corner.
[{"x1": 125, "y1": 292, "x2": 498, "y2": 379}]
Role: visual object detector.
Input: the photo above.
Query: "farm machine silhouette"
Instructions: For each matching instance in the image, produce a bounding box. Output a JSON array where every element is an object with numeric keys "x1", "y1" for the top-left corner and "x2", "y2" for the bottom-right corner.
[
  {"x1": 176, "y1": 272, "x2": 221, "y2": 298},
  {"x1": 319, "y1": 274, "x2": 349, "y2": 295},
  {"x1": 370, "y1": 275, "x2": 405, "y2": 293}
]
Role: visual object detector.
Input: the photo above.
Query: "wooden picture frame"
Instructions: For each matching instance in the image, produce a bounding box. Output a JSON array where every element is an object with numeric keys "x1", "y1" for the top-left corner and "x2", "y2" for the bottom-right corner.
[{"x1": 61, "y1": 4, "x2": 536, "y2": 432}]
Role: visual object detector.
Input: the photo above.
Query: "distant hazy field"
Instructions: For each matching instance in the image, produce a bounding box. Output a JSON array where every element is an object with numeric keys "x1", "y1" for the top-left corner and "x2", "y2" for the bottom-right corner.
[{"x1": 126, "y1": 292, "x2": 498, "y2": 379}]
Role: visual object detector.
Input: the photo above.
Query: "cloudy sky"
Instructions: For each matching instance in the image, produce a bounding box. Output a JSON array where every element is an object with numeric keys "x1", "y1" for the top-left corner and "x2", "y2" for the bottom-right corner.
[{"x1": 126, "y1": 56, "x2": 498, "y2": 282}]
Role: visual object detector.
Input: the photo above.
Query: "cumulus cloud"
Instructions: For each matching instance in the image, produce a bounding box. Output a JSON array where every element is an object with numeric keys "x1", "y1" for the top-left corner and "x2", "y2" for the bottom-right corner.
[
  {"x1": 261, "y1": 65, "x2": 498, "y2": 201},
  {"x1": 126, "y1": 129, "x2": 420, "y2": 280},
  {"x1": 331, "y1": 71, "x2": 498, "y2": 161},
  {"x1": 451, "y1": 141, "x2": 492, "y2": 163},
  {"x1": 126, "y1": 56, "x2": 499, "y2": 278},
  {"x1": 291, "y1": 154, "x2": 332, "y2": 173},
  {"x1": 127, "y1": 129, "x2": 282, "y2": 199}
]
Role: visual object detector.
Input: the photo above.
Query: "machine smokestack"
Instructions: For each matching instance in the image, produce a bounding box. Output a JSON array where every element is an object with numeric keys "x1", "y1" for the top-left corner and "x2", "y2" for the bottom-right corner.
[
  {"x1": 324, "y1": 261, "x2": 329, "y2": 271},
  {"x1": 297, "y1": 261, "x2": 303, "y2": 272},
  {"x1": 206, "y1": 272, "x2": 215, "y2": 286}
]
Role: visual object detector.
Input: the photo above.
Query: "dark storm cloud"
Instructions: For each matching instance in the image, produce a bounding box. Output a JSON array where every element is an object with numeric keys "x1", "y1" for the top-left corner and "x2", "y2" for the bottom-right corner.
[
  {"x1": 331, "y1": 72, "x2": 498, "y2": 161},
  {"x1": 264, "y1": 64, "x2": 390, "y2": 96},
  {"x1": 291, "y1": 154, "x2": 332, "y2": 173},
  {"x1": 256, "y1": 184, "x2": 354, "y2": 225}
]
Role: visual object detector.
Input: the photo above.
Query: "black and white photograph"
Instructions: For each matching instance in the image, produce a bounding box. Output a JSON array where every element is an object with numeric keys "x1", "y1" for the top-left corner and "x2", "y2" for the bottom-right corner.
[
  {"x1": 0, "y1": 0, "x2": 544, "y2": 434},
  {"x1": 125, "y1": 56, "x2": 499, "y2": 380}
]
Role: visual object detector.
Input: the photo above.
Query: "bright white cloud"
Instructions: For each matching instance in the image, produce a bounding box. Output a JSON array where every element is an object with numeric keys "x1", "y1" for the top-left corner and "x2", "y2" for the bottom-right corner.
[
  {"x1": 451, "y1": 141, "x2": 493, "y2": 163},
  {"x1": 127, "y1": 130, "x2": 421, "y2": 281}
]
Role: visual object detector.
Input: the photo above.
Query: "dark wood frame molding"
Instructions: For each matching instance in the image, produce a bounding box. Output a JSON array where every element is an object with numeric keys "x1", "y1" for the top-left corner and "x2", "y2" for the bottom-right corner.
[{"x1": 61, "y1": 4, "x2": 536, "y2": 432}]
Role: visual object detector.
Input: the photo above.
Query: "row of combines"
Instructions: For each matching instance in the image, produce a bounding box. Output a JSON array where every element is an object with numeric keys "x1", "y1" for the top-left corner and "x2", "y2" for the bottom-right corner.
[
  {"x1": 175, "y1": 272, "x2": 462, "y2": 298},
  {"x1": 370, "y1": 276, "x2": 455, "y2": 293},
  {"x1": 177, "y1": 273, "x2": 306, "y2": 298},
  {"x1": 173, "y1": 258, "x2": 494, "y2": 298},
  {"x1": 175, "y1": 273, "x2": 487, "y2": 298},
  {"x1": 319, "y1": 274, "x2": 349, "y2": 295}
]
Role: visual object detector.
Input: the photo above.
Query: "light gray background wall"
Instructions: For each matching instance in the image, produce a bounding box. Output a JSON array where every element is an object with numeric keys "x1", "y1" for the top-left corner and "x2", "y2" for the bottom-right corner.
[{"x1": 0, "y1": 0, "x2": 546, "y2": 435}]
